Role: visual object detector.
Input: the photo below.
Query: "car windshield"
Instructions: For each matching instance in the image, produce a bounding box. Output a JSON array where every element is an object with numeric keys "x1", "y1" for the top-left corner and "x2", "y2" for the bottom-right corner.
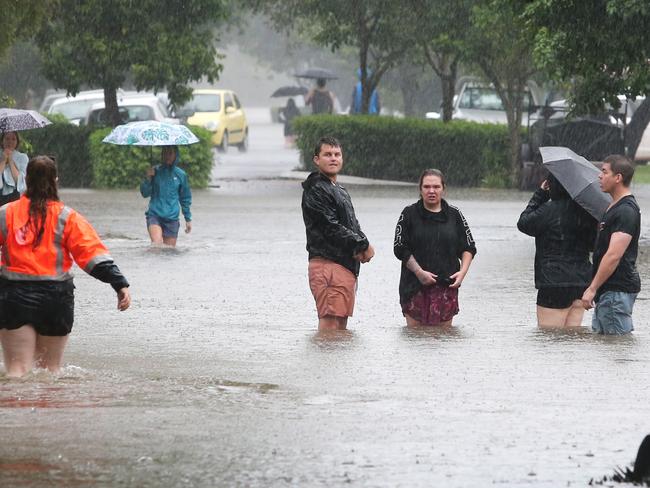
[
  {"x1": 51, "y1": 99, "x2": 102, "y2": 119},
  {"x1": 459, "y1": 87, "x2": 532, "y2": 111},
  {"x1": 90, "y1": 105, "x2": 154, "y2": 125},
  {"x1": 182, "y1": 94, "x2": 221, "y2": 113}
]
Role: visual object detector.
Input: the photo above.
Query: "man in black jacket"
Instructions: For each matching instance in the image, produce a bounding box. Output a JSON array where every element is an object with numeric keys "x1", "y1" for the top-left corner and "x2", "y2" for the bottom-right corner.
[
  {"x1": 581, "y1": 155, "x2": 641, "y2": 334},
  {"x1": 301, "y1": 136, "x2": 374, "y2": 330}
]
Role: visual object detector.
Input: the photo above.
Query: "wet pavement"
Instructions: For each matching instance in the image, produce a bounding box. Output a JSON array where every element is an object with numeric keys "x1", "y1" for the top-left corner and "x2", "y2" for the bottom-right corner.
[{"x1": 1, "y1": 113, "x2": 650, "y2": 487}]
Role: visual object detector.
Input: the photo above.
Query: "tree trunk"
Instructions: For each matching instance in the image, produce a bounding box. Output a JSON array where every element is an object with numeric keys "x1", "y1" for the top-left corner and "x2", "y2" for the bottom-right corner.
[
  {"x1": 625, "y1": 97, "x2": 650, "y2": 160},
  {"x1": 503, "y1": 89, "x2": 524, "y2": 187},
  {"x1": 104, "y1": 87, "x2": 121, "y2": 127},
  {"x1": 440, "y1": 66, "x2": 457, "y2": 123}
]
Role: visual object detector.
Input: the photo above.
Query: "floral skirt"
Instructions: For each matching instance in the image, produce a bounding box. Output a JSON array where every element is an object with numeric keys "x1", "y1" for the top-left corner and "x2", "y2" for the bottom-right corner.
[{"x1": 402, "y1": 284, "x2": 459, "y2": 325}]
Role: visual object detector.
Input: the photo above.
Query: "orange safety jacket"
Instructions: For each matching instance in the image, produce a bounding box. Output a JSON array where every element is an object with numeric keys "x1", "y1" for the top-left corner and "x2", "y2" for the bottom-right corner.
[{"x1": 0, "y1": 196, "x2": 113, "y2": 281}]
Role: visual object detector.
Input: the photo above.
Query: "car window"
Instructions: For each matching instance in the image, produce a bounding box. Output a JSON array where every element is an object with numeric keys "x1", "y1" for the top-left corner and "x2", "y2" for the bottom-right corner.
[
  {"x1": 224, "y1": 93, "x2": 234, "y2": 109},
  {"x1": 182, "y1": 94, "x2": 221, "y2": 113},
  {"x1": 458, "y1": 87, "x2": 532, "y2": 111},
  {"x1": 157, "y1": 99, "x2": 170, "y2": 117},
  {"x1": 89, "y1": 105, "x2": 154, "y2": 125},
  {"x1": 233, "y1": 94, "x2": 241, "y2": 109},
  {"x1": 51, "y1": 99, "x2": 102, "y2": 119}
]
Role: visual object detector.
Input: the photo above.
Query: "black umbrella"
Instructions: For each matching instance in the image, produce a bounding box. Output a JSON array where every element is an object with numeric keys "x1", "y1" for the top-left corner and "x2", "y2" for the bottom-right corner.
[
  {"x1": 294, "y1": 67, "x2": 338, "y2": 80},
  {"x1": 539, "y1": 146, "x2": 612, "y2": 220},
  {"x1": 271, "y1": 86, "x2": 308, "y2": 97},
  {"x1": 0, "y1": 108, "x2": 51, "y2": 132}
]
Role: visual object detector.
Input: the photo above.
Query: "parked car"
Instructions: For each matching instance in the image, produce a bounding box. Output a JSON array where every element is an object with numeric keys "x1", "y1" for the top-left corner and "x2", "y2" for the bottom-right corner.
[
  {"x1": 426, "y1": 78, "x2": 541, "y2": 125},
  {"x1": 38, "y1": 91, "x2": 67, "y2": 113},
  {"x1": 178, "y1": 88, "x2": 248, "y2": 152},
  {"x1": 83, "y1": 94, "x2": 179, "y2": 126},
  {"x1": 48, "y1": 89, "x2": 123, "y2": 125}
]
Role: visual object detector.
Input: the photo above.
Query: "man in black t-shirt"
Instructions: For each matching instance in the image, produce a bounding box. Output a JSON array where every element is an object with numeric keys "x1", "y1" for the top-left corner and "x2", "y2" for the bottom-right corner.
[{"x1": 581, "y1": 155, "x2": 641, "y2": 334}]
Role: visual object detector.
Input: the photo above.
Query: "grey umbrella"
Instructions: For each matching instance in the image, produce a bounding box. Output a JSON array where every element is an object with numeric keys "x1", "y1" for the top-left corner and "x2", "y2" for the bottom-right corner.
[
  {"x1": 0, "y1": 108, "x2": 52, "y2": 132},
  {"x1": 294, "y1": 67, "x2": 338, "y2": 80},
  {"x1": 539, "y1": 146, "x2": 612, "y2": 220}
]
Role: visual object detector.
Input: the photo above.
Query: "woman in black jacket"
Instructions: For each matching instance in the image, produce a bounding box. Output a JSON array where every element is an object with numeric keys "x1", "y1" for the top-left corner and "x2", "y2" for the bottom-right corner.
[
  {"x1": 517, "y1": 174, "x2": 597, "y2": 327},
  {"x1": 394, "y1": 169, "x2": 476, "y2": 327}
]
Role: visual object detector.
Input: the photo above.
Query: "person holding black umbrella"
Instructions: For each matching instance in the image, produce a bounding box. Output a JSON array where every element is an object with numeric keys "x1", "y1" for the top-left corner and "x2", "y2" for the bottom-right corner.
[
  {"x1": 0, "y1": 131, "x2": 28, "y2": 206},
  {"x1": 305, "y1": 78, "x2": 335, "y2": 114},
  {"x1": 518, "y1": 174, "x2": 597, "y2": 327},
  {"x1": 581, "y1": 154, "x2": 641, "y2": 335}
]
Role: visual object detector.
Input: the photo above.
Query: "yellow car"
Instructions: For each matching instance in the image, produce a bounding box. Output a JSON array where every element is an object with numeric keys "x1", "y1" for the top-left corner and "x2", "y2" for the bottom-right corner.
[{"x1": 180, "y1": 89, "x2": 248, "y2": 152}]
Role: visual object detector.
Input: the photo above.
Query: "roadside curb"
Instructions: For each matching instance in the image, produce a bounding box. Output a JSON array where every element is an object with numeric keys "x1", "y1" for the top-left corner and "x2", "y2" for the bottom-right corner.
[{"x1": 279, "y1": 171, "x2": 412, "y2": 186}]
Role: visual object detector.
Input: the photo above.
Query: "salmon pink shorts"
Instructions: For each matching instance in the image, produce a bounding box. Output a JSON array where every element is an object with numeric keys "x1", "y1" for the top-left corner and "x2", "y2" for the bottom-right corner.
[{"x1": 308, "y1": 258, "x2": 357, "y2": 318}]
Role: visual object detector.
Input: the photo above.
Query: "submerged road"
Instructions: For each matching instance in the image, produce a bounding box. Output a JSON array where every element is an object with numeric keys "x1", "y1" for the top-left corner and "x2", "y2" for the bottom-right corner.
[{"x1": 1, "y1": 110, "x2": 649, "y2": 487}]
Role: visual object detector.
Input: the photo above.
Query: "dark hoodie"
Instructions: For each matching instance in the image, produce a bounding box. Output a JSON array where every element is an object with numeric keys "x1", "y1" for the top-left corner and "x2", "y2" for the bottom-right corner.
[
  {"x1": 301, "y1": 171, "x2": 369, "y2": 275},
  {"x1": 394, "y1": 199, "x2": 477, "y2": 305}
]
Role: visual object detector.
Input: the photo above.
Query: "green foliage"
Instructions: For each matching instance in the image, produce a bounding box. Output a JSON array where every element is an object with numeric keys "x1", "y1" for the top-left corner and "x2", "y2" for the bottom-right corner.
[
  {"x1": 293, "y1": 115, "x2": 513, "y2": 187},
  {"x1": 35, "y1": 0, "x2": 227, "y2": 122},
  {"x1": 21, "y1": 124, "x2": 94, "y2": 187},
  {"x1": 89, "y1": 125, "x2": 214, "y2": 189}
]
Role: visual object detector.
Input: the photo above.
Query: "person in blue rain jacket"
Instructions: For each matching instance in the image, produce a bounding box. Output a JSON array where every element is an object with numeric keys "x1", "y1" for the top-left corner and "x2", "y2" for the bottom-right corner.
[{"x1": 140, "y1": 145, "x2": 192, "y2": 247}]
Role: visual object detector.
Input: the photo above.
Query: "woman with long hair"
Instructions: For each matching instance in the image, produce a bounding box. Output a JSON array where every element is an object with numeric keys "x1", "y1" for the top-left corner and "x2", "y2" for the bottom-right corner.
[
  {"x1": 0, "y1": 156, "x2": 130, "y2": 377},
  {"x1": 0, "y1": 131, "x2": 28, "y2": 206}
]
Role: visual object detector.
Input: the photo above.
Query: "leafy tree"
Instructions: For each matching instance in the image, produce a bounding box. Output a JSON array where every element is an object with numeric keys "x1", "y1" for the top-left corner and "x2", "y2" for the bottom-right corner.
[
  {"x1": 464, "y1": 0, "x2": 538, "y2": 184},
  {"x1": 407, "y1": 0, "x2": 473, "y2": 122},
  {"x1": 526, "y1": 0, "x2": 650, "y2": 159},
  {"x1": 36, "y1": 0, "x2": 228, "y2": 126},
  {"x1": 246, "y1": 0, "x2": 413, "y2": 114},
  {"x1": 0, "y1": 41, "x2": 50, "y2": 108},
  {"x1": 0, "y1": 0, "x2": 52, "y2": 106}
]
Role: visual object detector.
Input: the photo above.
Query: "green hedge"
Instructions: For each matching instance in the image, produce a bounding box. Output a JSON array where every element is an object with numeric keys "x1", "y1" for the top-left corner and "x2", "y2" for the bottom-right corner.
[
  {"x1": 294, "y1": 115, "x2": 513, "y2": 187},
  {"x1": 88, "y1": 125, "x2": 213, "y2": 189},
  {"x1": 23, "y1": 122, "x2": 213, "y2": 189},
  {"x1": 21, "y1": 122, "x2": 94, "y2": 187}
]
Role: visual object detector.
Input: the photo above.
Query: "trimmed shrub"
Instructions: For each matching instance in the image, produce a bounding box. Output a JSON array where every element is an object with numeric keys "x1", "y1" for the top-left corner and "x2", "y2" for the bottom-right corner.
[
  {"x1": 294, "y1": 115, "x2": 515, "y2": 187},
  {"x1": 21, "y1": 123, "x2": 94, "y2": 188},
  {"x1": 88, "y1": 125, "x2": 214, "y2": 189}
]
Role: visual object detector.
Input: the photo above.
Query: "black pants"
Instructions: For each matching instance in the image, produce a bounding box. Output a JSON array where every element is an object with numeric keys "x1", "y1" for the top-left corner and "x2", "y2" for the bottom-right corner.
[{"x1": 0, "y1": 190, "x2": 19, "y2": 207}]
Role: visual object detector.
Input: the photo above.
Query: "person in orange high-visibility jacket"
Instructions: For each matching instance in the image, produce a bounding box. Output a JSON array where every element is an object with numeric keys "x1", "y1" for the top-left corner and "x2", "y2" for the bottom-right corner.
[{"x1": 0, "y1": 156, "x2": 130, "y2": 378}]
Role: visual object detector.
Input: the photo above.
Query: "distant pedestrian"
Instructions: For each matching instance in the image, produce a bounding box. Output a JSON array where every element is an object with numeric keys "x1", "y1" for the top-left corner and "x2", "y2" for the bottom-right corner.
[
  {"x1": 350, "y1": 69, "x2": 380, "y2": 115},
  {"x1": 140, "y1": 145, "x2": 192, "y2": 247},
  {"x1": 0, "y1": 156, "x2": 130, "y2": 377},
  {"x1": 517, "y1": 174, "x2": 597, "y2": 327},
  {"x1": 305, "y1": 78, "x2": 335, "y2": 115},
  {"x1": 278, "y1": 98, "x2": 301, "y2": 147},
  {"x1": 301, "y1": 136, "x2": 374, "y2": 330},
  {"x1": 394, "y1": 169, "x2": 476, "y2": 327},
  {"x1": 0, "y1": 131, "x2": 28, "y2": 207},
  {"x1": 581, "y1": 155, "x2": 641, "y2": 334}
]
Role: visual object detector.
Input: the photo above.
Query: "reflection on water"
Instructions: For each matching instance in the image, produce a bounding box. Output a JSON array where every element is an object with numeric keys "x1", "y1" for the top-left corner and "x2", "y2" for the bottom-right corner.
[{"x1": 1, "y1": 182, "x2": 649, "y2": 487}]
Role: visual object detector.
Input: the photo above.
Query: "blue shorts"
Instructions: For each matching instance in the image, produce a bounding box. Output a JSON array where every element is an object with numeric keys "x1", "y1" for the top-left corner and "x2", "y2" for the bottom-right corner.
[
  {"x1": 146, "y1": 214, "x2": 180, "y2": 238},
  {"x1": 592, "y1": 291, "x2": 637, "y2": 335}
]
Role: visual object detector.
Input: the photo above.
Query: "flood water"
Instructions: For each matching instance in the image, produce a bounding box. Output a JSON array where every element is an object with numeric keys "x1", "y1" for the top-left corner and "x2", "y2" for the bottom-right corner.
[{"x1": 2, "y1": 119, "x2": 650, "y2": 487}]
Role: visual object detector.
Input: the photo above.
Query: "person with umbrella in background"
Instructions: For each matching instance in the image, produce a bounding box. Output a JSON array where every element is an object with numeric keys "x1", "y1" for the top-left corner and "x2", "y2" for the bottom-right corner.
[
  {"x1": 278, "y1": 98, "x2": 301, "y2": 147},
  {"x1": 140, "y1": 145, "x2": 192, "y2": 247},
  {"x1": 0, "y1": 131, "x2": 28, "y2": 206},
  {"x1": 517, "y1": 173, "x2": 597, "y2": 328},
  {"x1": 305, "y1": 78, "x2": 335, "y2": 115},
  {"x1": 581, "y1": 154, "x2": 641, "y2": 334}
]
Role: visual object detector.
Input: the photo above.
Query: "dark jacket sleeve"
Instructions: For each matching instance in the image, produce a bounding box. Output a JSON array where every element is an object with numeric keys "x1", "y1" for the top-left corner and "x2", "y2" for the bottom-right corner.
[
  {"x1": 455, "y1": 208, "x2": 477, "y2": 257},
  {"x1": 89, "y1": 261, "x2": 130, "y2": 292},
  {"x1": 394, "y1": 207, "x2": 412, "y2": 261},
  {"x1": 304, "y1": 185, "x2": 368, "y2": 256},
  {"x1": 517, "y1": 188, "x2": 550, "y2": 236}
]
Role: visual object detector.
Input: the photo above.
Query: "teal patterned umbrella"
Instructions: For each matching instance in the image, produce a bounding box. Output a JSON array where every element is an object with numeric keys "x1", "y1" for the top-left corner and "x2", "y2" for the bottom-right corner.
[{"x1": 102, "y1": 121, "x2": 199, "y2": 146}]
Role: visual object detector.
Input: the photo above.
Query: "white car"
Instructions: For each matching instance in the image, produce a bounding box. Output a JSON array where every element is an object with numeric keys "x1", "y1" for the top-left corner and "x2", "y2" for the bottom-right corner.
[
  {"x1": 426, "y1": 79, "x2": 540, "y2": 125},
  {"x1": 48, "y1": 90, "x2": 116, "y2": 125},
  {"x1": 83, "y1": 95, "x2": 179, "y2": 126}
]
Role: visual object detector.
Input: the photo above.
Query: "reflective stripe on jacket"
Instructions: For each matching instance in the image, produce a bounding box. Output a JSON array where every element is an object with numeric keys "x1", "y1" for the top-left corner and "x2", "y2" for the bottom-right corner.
[{"x1": 0, "y1": 196, "x2": 112, "y2": 281}]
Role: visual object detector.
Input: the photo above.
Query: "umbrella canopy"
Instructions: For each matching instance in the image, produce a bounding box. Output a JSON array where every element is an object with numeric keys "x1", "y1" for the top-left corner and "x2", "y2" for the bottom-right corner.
[
  {"x1": 540, "y1": 146, "x2": 612, "y2": 220},
  {"x1": 271, "y1": 86, "x2": 308, "y2": 97},
  {"x1": 294, "y1": 67, "x2": 338, "y2": 80},
  {"x1": 102, "y1": 121, "x2": 199, "y2": 146},
  {"x1": 0, "y1": 108, "x2": 51, "y2": 132}
]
